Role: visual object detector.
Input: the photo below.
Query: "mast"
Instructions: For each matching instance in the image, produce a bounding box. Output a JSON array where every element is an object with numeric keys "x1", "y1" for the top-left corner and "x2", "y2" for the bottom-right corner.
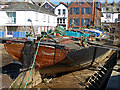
[{"x1": 91, "y1": 0, "x2": 96, "y2": 27}]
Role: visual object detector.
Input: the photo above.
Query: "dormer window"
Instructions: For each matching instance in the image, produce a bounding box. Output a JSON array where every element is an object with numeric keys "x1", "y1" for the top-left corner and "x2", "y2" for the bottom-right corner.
[
  {"x1": 45, "y1": 4, "x2": 49, "y2": 8},
  {"x1": 117, "y1": 8, "x2": 119, "y2": 11},
  {"x1": 106, "y1": 7, "x2": 109, "y2": 10}
]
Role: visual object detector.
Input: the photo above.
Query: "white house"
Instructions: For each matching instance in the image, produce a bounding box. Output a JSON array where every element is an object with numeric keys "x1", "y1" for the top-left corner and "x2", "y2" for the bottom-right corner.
[
  {"x1": 0, "y1": 2, "x2": 57, "y2": 37},
  {"x1": 55, "y1": 2, "x2": 68, "y2": 30},
  {"x1": 101, "y1": 2, "x2": 120, "y2": 23}
]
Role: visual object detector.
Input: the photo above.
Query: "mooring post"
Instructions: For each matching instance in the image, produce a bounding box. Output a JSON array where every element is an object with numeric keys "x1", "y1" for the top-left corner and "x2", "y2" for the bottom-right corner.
[{"x1": 90, "y1": 47, "x2": 97, "y2": 66}]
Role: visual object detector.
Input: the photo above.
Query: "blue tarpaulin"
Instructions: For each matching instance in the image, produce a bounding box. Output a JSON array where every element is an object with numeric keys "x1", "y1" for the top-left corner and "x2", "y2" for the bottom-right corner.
[
  {"x1": 13, "y1": 32, "x2": 26, "y2": 38},
  {"x1": 65, "y1": 31, "x2": 90, "y2": 38},
  {"x1": 0, "y1": 31, "x2": 4, "y2": 37}
]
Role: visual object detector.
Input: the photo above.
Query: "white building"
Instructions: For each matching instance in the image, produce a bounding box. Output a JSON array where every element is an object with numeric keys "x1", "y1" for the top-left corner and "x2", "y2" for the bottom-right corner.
[
  {"x1": 0, "y1": 2, "x2": 57, "y2": 37},
  {"x1": 101, "y1": 2, "x2": 120, "y2": 23},
  {"x1": 55, "y1": 2, "x2": 68, "y2": 30}
]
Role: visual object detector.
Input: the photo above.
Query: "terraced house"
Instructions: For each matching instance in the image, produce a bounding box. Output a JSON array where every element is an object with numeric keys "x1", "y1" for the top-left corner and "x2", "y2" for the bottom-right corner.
[
  {"x1": 101, "y1": 0, "x2": 120, "y2": 23},
  {"x1": 0, "y1": 2, "x2": 57, "y2": 37},
  {"x1": 68, "y1": 0, "x2": 101, "y2": 30}
]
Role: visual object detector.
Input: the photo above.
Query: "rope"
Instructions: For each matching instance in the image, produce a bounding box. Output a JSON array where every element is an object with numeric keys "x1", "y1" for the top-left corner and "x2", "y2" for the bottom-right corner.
[
  {"x1": 24, "y1": 34, "x2": 46, "y2": 89},
  {"x1": 24, "y1": 30, "x2": 86, "y2": 89},
  {"x1": 24, "y1": 31, "x2": 55, "y2": 89}
]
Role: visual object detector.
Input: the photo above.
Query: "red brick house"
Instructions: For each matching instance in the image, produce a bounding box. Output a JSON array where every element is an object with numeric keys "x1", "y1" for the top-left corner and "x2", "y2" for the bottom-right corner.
[{"x1": 68, "y1": 0, "x2": 101, "y2": 30}]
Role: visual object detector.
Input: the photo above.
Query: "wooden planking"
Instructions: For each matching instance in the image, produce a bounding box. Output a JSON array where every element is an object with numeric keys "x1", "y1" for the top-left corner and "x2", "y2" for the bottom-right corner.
[{"x1": 4, "y1": 44, "x2": 68, "y2": 69}]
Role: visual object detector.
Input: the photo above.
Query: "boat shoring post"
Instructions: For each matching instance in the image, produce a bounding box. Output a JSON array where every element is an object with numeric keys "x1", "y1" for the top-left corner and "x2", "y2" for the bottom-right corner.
[{"x1": 90, "y1": 47, "x2": 97, "y2": 67}]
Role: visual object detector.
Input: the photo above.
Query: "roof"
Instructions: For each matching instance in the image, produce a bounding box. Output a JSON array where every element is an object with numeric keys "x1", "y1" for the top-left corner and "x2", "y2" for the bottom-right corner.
[
  {"x1": 68, "y1": 0, "x2": 101, "y2": 10},
  {"x1": 56, "y1": 2, "x2": 68, "y2": 8},
  {"x1": 0, "y1": 2, "x2": 56, "y2": 16},
  {"x1": 41, "y1": 1, "x2": 56, "y2": 8},
  {"x1": 101, "y1": 3, "x2": 120, "y2": 13},
  {"x1": 0, "y1": 2, "x2": 19, "y2": 5}
]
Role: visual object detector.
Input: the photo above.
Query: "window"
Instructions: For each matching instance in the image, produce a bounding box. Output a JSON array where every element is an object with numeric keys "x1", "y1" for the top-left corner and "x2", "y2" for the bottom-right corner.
[
  {"x1": 45, "y1": 4, "x2": 49, "y2": 8},
  {"x1": 70, "y1": 18, "x2": 72, "y2": 26},
  {"x1": 63, "y1": 19, "x2": 65, "y2": 24},
  {"x1": 118, "y1": 14, "x2": 120, "y2": 21},
  {"x1": 73, "y1": 18, "x2": 80, "y2": 26},
  {"x1": 79, "y1": 0, "x2": 84, "y2": 4},
  {"x1": 43, "y1": 15, "x2": 46, "y2": 22},
  {"x1": 102, "y1": 7, "x2": 106, "y2": 11},
  {"x1": 73, "y1": 7, "x2": 80, "y2": 14},
  {"x1": 82, "y1": 7, "x2": 91, "y2": 14},
  {"x1": 58, "y1": 9, "x2": 61, "y2": 15},
  {"x1": 57, "y1": 18, "x2": 59, "y2": 23},
  {"x1": 106, "y1": 13, "x2": 111, "y2": 18},
  {"x1": 115, "y1": 18, "x2": 118, "y2": 23},
  {"x1": 60, "y1": 19, "x2": 62, "y2": 23},
  {"x1": 85, "y1": 19, "x2": 90, "y2": 26},
  {"x1": 63, "y1": 9, "x2": 66, "y2": 15},
  {"x1": 85, "y1": 8, "x2": 89, "y2": 14},
  {"x1": 70, "y1": 7, "x2": 72, "y2": 14},
  {"x1": 7, "y1": 12, "x2": 16, "y2": 23},
  {"x1": 99, "y1": 19, "x2": 101, "y2": 25},
  {"x1": 106, "y1": 7, "x2": 109, "y2": 10},
  {"x1": 81, "y1": 18, "x2": 91, "y2": 26},
  {"x1": 82, "y1": 7, "x2": 84, "y2": 14},
  {"x1": 117, "y1": 8, "x2": 119, "y2": 11}
]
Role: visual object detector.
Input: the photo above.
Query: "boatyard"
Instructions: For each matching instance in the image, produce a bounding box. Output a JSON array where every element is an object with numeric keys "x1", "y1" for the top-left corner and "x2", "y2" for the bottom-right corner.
[{"x1": 0, "y1": 0, "x2": 120, "y2": 89}]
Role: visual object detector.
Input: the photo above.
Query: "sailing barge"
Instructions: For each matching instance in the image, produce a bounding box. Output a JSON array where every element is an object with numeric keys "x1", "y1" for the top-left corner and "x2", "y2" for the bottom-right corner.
[{"x1": 4, "y1": 36, "x2": 109, "y2": 70}]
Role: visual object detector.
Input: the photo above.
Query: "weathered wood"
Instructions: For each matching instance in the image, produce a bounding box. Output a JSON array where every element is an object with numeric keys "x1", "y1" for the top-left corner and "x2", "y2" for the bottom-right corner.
[
  {"x1": 20, "y1": 42, "x2": 35, "y2": 69},
  {"x1": 88, "y1": 41, "x2": 120, "y2": 50},
  {"x1": 0, "y1": 38, "x2": 33, "y2": 43},
  {"x1": 9, "y1": 69, "x2": 42, "y2": 89}
]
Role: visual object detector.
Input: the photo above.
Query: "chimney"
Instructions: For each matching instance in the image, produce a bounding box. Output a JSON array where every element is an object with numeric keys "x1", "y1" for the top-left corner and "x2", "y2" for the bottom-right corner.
[
  {"x1": 105, "y1": 0, "x2": 107, "y2": 4},
  {"x1": 41, "y1": 0, "x2": 44, "y2": 3},
  {"x1": 113, "y1": 0, "x2": 115, "y2": 7}
]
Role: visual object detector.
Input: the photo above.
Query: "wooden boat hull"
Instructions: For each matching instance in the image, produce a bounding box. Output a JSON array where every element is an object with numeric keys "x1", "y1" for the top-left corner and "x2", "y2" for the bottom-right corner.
[
  {"x1": 4, "y1": 42, "x2": 109, "y2": 71},
  {"x1": 4, "y1": 44, "x2": 68, "y2": 69}
]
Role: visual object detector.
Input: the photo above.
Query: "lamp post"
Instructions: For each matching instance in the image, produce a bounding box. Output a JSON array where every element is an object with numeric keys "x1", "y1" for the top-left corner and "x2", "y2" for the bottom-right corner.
[{"x1": 27, "y1": 19, "x2": 36, "y2": 38}]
